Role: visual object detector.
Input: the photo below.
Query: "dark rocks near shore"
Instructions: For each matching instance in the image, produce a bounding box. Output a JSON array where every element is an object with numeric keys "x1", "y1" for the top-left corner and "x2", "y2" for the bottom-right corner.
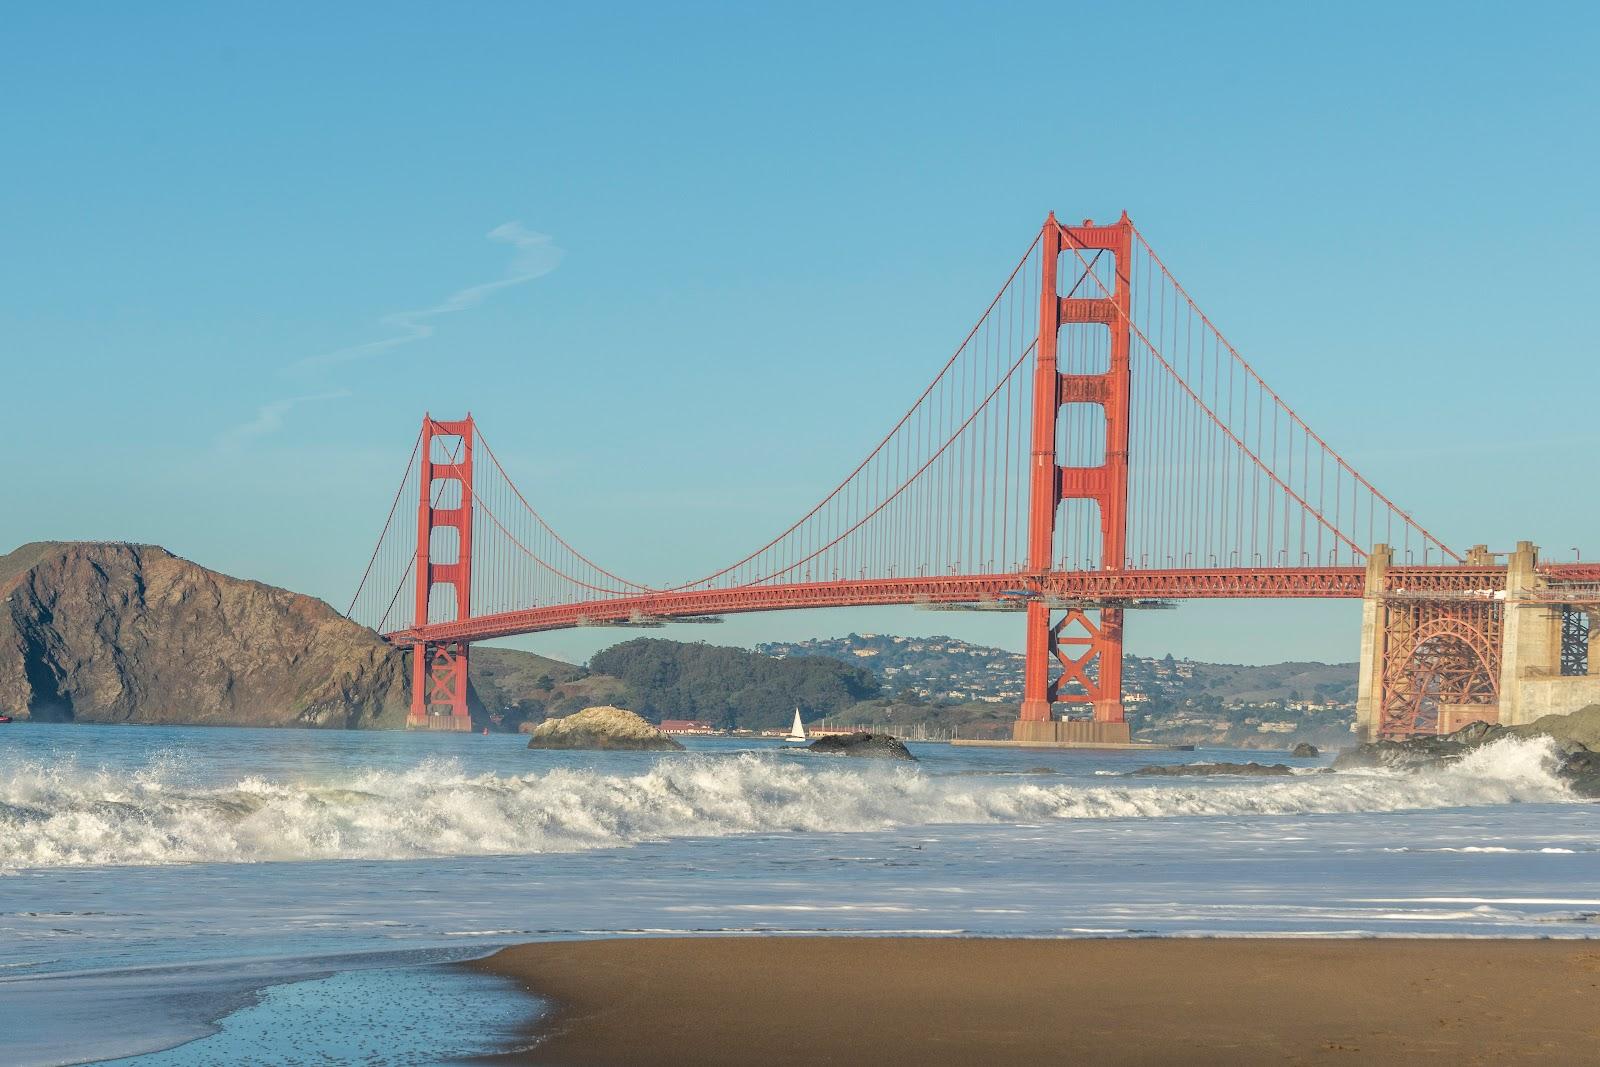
[
  {"x1": 1333, "y1": 735, "x2": 1476, "y2": 771},
  {"x1": 1291, "y1": 742, "x2": 1319, "y2": 758},
  {"x1": 1333, "y1": 706, "x2": 1600, "y2": 798},
  {"x1": 807, "y1": 732, "x2": 917, "y2": 760},
  {"x1": 1333, "y1": 712, "x2": 1592, "y2": 772},
  {"x1": 1520, "y1": 705, "x2": 1600, "y2": 752},
  {"x1": 1129, "y1": 761, "x2": 1294, "y2": 777},
  {"x1": 1560, "y1": 749, "x2": 1600, "y2": 798}
]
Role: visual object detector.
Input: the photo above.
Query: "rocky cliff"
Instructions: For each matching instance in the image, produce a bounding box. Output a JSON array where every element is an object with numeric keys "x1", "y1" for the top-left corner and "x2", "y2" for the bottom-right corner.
[{"x1": 0, "y1": 542, "x2": 411, "y2": 727}]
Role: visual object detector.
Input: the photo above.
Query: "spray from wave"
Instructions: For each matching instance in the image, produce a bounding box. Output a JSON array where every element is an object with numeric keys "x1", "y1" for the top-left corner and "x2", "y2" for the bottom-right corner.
[{"x1": 0, "y1": 738, "x2": 1575, "y2": 869}]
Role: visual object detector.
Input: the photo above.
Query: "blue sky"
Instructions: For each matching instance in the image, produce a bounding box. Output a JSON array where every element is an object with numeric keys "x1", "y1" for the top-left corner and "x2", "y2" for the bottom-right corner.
[{"x1": 3, "y1": 2, "x2": 1596, "y2": 665}]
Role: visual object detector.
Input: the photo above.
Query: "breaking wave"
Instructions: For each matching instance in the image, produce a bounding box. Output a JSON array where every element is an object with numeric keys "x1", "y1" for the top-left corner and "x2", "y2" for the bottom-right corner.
[{"x1": 0, "y1": 738, "x2": 1576, "y2": 869}]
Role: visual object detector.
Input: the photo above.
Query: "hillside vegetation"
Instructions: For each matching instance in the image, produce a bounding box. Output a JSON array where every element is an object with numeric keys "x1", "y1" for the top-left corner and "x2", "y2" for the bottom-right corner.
[
  {"x1": 587, "y1": 638, "x2": 880, "y2": 731},
  {"x1": 469, "y1": 635, "x2": 1361, "y2": 746},
  {"x1": 764, "y1": 633, "x2": 1358, "y2": 747}
]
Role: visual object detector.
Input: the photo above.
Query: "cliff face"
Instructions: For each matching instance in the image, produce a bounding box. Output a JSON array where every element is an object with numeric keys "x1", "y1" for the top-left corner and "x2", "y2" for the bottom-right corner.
[{"x1": 0, "y1": 542, "x2": 411, "y2": 728}]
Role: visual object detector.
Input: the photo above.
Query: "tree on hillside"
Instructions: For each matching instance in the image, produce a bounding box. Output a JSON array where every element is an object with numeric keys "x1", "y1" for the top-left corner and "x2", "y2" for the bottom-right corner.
[{"x1": 588, "y1": 638, "x2": 880, "y2": 730}]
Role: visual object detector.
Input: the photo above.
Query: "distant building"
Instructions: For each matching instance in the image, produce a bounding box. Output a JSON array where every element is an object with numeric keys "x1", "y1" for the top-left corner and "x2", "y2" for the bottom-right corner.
[{"x1": 658, "y1": 719, "x2": 717, "y2": 735}]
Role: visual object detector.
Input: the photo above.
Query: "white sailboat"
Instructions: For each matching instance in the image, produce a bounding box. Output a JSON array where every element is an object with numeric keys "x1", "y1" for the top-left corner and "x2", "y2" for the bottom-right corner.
[{"x1": 783, "y1": 707, "x2": 809, "y2": 743}]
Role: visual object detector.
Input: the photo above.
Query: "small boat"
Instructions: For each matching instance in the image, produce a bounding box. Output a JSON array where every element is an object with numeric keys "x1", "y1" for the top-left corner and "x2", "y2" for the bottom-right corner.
[
  {"x1": 783, "y1": 707, "x2": 808, "y2": 744},
  {"x1": 0, "y1": 714, "x2": 13, "y2": 724}
]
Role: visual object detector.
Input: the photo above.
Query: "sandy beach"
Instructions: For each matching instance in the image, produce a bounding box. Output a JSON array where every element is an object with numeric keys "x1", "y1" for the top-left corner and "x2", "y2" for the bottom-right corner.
[{"x1": 473, "y1": 937, "x2": 1600, "y2": 1065}]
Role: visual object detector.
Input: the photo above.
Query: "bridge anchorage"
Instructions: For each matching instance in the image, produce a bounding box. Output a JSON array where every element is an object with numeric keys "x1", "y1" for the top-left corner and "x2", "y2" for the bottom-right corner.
[{"x1": 348, "y1": 213, "x2": 1598, "y2": 742}]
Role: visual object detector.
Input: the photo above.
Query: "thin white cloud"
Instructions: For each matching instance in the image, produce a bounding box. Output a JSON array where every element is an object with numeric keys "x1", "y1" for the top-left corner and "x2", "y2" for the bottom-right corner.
[
  {"x1": 217, "y1": 390, "x2": 350, "y2": 450},
  {"x1": 222, "y1": 222, "x2": 561, "y2": 450},
  {"x1": 291, "y1": 221, "x2": 564, "y2": 372}
]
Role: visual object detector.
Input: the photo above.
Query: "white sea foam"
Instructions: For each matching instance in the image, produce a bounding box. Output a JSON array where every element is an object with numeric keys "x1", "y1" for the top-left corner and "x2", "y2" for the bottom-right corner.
[{"x1": 0, "y1": 738, "x2": 1576, "y2": 869}]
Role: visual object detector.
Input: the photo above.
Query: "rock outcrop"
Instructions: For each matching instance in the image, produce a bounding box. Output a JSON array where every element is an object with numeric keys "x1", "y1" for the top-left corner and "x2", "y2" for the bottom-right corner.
[
  {"x1": 1334, "y1": 706, "x2": 1600, "y2": 797},
  {"x1": 1129, "y1": 762, "x2": 1293, "y2": 777},
  {"x1": 806, "y1": 732, "x2": 916, "y2": 760},
  {"x1": 1515, "y1": 705, "x2": 1600, "y2": 751},
  {"x1": 0, "y1": 541, "x2": 412, "y2": 727},
  {"x1": 1560, "y1": 749, "x2": 1600, "y2": 798},
  {"x1": 525, "y1": 705, "x2": 684, "y2": 751},
  {"x1": 1291, "y1": 742, "x2": 1319, "y2": 758}
]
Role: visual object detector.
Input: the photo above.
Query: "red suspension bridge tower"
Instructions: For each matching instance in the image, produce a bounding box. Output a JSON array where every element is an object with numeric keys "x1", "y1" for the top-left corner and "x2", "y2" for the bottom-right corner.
[
  {"x1": 1019, "y1": 213, "x2": 1134, "y2": 743},
  {"x1": 409, "y1": 415, "x2": 475, "y2": 730}
]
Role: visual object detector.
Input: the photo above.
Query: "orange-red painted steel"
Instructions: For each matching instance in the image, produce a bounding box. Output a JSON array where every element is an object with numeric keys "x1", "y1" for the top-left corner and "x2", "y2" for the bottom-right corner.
[
  {"x1": 385, "y1": 566, "x2": 1524, "y2": 647},
  {"x1": 1020, "y1": 215, "x2": 1134, "y2": 724},
  {"x1": 411, "y1": 416, "x2": 475, "y2": 724}
]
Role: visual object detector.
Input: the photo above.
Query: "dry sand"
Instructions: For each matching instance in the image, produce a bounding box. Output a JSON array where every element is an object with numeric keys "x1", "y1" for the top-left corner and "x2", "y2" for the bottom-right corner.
[{"x1": 472, "y1": 937, "x2": 1600, "y2": 1066}]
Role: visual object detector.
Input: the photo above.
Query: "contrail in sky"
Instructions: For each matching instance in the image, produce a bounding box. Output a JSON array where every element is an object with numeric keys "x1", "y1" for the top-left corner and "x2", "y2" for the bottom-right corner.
[
  {"x1": 217, "y1": 390, "x2": 351, "y2": 450},
  {"x1": 291, "y1": 222, "x2": 564, "y2": 372},
  {"x1": 224, "y1": 222, "x2": 562, "y2": 446}
]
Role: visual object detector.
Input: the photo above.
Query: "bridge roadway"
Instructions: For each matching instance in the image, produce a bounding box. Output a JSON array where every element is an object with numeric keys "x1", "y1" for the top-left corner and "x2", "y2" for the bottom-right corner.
[{"x1": 385, "y1": 563, "x2": 1600, "y2": 646}]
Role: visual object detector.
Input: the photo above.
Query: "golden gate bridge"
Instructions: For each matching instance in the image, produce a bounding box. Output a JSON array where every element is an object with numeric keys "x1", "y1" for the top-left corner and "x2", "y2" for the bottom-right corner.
[{"x1": 348, "y1": 213, "x2": 1600, "y2": 742}]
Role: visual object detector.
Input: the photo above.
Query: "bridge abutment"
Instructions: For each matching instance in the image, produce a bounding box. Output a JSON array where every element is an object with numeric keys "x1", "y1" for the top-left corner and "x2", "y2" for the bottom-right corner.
[
  {"x1": 1353, "y1": 545, "x2": 1392, "y2": 742},
  {"x1": 1498, "y1": 541, "x2": 1559, "y2": 726},
  {"x1": 1358, "y1": 540, "x2": 1600, "y2": 739},
  {"x1": 1498, "y1": 542, "x2": 1600, "y2": 725}
]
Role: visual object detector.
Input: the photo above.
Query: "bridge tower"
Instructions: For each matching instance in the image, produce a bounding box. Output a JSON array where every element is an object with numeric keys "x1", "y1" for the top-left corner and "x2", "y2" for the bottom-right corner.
[
  {"x1": 1016, "y1": 213, "x2": 1133, "y2": 744},
  {"x1": 409, "y1": 414, "x2": 475, "y2": 731}
]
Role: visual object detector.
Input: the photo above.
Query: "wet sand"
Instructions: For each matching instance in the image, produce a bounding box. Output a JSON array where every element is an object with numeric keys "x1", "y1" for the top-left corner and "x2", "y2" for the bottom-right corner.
[{"x1": 472, "y1": 937, "x2": 1600, "y2": 1065}]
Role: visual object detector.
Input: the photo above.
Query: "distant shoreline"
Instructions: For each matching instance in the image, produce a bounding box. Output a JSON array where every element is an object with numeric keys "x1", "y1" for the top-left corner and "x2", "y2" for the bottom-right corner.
[{"x1": 471, "y1": 936, "x2": 1600, "y2": 1065}]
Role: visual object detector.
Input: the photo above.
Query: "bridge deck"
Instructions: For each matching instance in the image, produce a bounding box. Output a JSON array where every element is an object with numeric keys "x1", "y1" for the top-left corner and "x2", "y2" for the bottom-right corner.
[
  {"x1": 386, "y1": 563, "x2": 1599, "y2": 645},
  {"x1": 386, "y1": 566, "x2": 1543, "y2": 644}
]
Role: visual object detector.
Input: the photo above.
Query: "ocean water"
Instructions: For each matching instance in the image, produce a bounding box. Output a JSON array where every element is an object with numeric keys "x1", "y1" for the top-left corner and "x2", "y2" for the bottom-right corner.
[{"x1": 2, "y1": 723, "x2": 1597, "y2": 1066}]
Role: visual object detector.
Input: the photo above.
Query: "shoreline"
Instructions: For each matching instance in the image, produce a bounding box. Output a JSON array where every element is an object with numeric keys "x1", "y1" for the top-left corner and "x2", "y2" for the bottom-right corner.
[{"x1": 471, "y1": 936, "x2": 1600, "y2": 1065}]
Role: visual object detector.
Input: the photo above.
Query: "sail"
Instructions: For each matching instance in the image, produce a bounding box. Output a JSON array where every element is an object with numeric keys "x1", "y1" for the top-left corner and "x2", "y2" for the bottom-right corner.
[{"x1": 785, "y1": 708, "x2": 808, "y2": 742}]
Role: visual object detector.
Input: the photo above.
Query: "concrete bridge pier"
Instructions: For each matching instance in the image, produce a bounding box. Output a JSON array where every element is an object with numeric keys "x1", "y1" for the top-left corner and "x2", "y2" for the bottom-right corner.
[
  {"x1": 1499, "y1": 542, "x2": 1600, "y2": 725},
  {"x1": 1497, "y1": 542, "x2": 1560, "y2": 726},
  {"x1": 1353, "y1": 545, "x2": 1391, "y2": 742}
]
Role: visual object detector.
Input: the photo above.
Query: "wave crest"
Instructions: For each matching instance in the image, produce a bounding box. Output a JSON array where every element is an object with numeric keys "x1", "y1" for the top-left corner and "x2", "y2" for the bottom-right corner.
[{"x1": 0, "y1": 738, "x2": 1574, "y2": 868}]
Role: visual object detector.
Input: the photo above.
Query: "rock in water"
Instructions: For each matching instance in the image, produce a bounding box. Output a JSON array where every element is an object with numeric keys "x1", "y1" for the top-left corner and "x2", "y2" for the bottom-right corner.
[
  {"x1": 0, "y1": 541, "x2": 412, "y2": 727},
  {"x1": 1443, "y1": 720, "x2": 1512, "y2": 747},
  {"x1": 1517, "y1": 705, "x2": 1600, "y2": 752},
  {"x1": 1333, "y1": 735, "x2": 1482, "y2": 771},
  {"x1": 525, "y1": 706, "x2": 684, "y2": 751},
  {"x1": 1332, "y1": 705, "x2": 1600, "y2": 795},
  {"x1": 1560, "y1": 749, "x2": 1600, "y2": 798},
  {"x1": 806, "y1": 732, "x2": 916, "y2": 760},
  {"x1": 1129, "y1": 762, "x2": 1293, "y2": 777},
  {"x1": 1291, "y1": 742, "x2": 1319, "y2": 758}
]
